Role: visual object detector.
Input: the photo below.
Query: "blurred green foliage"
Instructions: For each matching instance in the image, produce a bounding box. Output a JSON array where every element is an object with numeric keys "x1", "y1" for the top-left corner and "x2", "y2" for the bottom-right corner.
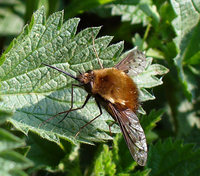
[{"x1": 0, "y1": 0, "x2": 200, "y2": 175}]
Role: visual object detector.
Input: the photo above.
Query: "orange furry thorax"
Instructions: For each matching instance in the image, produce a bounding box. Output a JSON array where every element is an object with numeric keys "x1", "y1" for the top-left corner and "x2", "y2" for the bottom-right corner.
[{"x1": 92, "y1": 68, "x2": 138, "y2": 112}]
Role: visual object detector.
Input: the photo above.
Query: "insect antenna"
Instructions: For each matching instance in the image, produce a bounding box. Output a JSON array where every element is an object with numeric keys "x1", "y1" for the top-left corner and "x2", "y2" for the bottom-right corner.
[
  {"x1": 42, "y1": 63, "x2": 78, "y2": 81},
  {"x1": 39, "y1": 64, "x2": 79, "y2": 127},
  {"x1": 91, "y1": 28, "x2": 103, "y2": 69}
]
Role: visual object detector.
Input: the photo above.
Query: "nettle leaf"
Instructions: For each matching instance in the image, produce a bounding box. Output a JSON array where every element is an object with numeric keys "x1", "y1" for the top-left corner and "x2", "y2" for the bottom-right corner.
[
  {"x1": 132, "y1": 169, "x2": 151, "y2": 176},
  {"x1": 92, "y1": 144, "x2": 116, "y2": 176},
  {"x1": 26, "y1": 132, "x2": 66, "y2": 168},
  {"x1": 0, "y1": 128, "x2": 25, "y2": 152},
  {"x1": 183, "y1": 126, "x2": 200, "y2": 149},
  {"x1": 64, "y1": 0, "x2": 114, "y2": 18},
  {"x1": 141, "y1": 109, "x2": 163, "y2": 142},
  {"x1": 0, "y1": 1, "x2": 25, "y2": 36},
  {"x1": 0, "y1": 7, "x2": 122, "y2": 145},
  {"x1": 171, "y1": 0, "x2": 200, "y2": 100},
  {"x1": 0, "y1": 7, "x2": 168, "y2": 145},
  {"x1": 141, "y1": 109, "x2": 163, "y2": 133},
  {"x1": 119, "y1": 49, "x2": 169, "y2": 107},
  {"x1": 112, "y1": 4, "x2": 149, "y2": 25},
  {"x1": 0, "y1": 110, "x2": 12, "y2": 124},
  {"x1": 0, "y1": 150, "x2": 32, "y2": 176},
  {"x1": 0, "y1": 111, "x2": 33, "y2": 176},
  {"x1": 92, "y1": 134, "x2": 151, "y2": 175},
  {"x1": 147, "y1": 138, "x2": 200, "y2": 176},
  {"x1": 111, "y1": 0, "x2": 160, "y2": 26}
]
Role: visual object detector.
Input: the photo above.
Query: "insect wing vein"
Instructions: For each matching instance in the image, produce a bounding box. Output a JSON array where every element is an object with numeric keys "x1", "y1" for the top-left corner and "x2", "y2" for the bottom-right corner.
[
  {"x1": 114, "y1": 50, "x2": 147, "y2": 76},
  {"x1": 109, "y1": 103, "x2": 147, "y2": 166}
]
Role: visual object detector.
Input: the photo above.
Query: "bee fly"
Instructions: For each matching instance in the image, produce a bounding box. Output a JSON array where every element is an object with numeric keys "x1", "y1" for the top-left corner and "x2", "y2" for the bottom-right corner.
[{"x1": 42, "y1": 45, "x2": 147, "y2": 166}]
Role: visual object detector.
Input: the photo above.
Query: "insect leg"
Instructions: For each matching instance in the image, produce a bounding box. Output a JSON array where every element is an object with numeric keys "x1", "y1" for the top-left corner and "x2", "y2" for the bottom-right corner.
[
  {"x1": 91, "y1": 28, "x2": 103, "y2": 69},
  {"x1": 75, "y1": 100, "x2": 102, "y2": 137},
  {"x1": 108, "y1": 121, "x2": 116, "y2": 136},
  {"x1": 39, "y1": 84, "x2": 90, "y2": 127},
  {"x1": 58, "y1": 93, "x2": 91, "y2": 123}
]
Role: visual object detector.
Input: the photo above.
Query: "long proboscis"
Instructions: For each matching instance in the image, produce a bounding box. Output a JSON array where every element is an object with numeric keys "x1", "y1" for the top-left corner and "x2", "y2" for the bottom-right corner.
[{"x1": 42, "y1": 63, "x2": 78, "y2": 81}]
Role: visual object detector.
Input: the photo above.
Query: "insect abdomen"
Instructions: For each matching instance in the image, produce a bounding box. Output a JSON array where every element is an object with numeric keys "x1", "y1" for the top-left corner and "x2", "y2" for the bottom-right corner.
[{"x1": 92, "y1": 68, "x2": 138, "y2": 112}]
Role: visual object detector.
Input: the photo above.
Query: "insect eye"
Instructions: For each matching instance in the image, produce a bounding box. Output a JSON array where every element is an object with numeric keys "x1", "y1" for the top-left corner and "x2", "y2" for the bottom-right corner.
[{"x1": 86, "y1": 70, "x2": 92, "y2": 73}]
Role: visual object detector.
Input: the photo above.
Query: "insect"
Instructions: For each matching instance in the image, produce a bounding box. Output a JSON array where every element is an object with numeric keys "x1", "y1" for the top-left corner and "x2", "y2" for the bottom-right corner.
[{"x1": 42, "y1": 45, "x2": 147, "y2": 166}]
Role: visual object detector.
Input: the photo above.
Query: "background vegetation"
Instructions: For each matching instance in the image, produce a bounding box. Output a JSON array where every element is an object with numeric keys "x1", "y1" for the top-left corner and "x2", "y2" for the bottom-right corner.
[{"x1": 0, "y1": 0, "x2": 200, "y2": 176}]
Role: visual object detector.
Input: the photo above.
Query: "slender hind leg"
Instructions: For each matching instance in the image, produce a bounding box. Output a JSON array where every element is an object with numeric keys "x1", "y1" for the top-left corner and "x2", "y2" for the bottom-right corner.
[
  {"x1": 75, "y1": 100, "x2": 102, "y2": 137},
  {"x1": 58, "y1": 93, "x2": 91, "y2": 123},
  {"x1": 108, "y1": 121, "x2": 116, "y2": 137},
  {"x1": 39, "y1": 84, "x2": 90, "y2": 127},
  {"x1": 91, "y1": 28, "x2": 103, "y2": 69}
]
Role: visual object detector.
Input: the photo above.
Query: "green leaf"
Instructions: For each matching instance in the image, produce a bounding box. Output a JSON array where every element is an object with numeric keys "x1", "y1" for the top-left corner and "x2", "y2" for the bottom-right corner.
[
  {"x1": 112, "y1": 134, "x2": 137, "y2": 173},
  {"x1": 0, "y1": 110, "x2": 12, "y2": 124},
  {"x1": 26, "y1": 132, "x2": 66, "y2": 168},
  {"x1": 147, "y1": 138, "x2": 200, "y2": 176},
  {"x1": 140, "y1": 109, "x2": 163, "y2": 143},
  {"x1": 118, "y1": 49, "x2": 169, "y2": 106},
  {"x1": 146, "y1": 48, "x2": 165, "y2": 60},
  {"x1": 0, "y1": 1, "x2": 25, "y2": 36},
  {"x1": 112, "y1": 4, "x2": 149, "y2": 25},
  {"x1": 139, "y1": 88, "x2": 155, "y2": 102},
  {"x1": 92, "y1": 133, "x2": 151, "y2": 175},
  {"x1": 135, "y1": 62, "x2": 169, "y2": 89},
  {"x1": 183, "y1": 126, "x2": 200, "y2": 149},
  {"x1": 64, "y1": 0, "x2": 115, "y2": 18},
  {"x1": 0, "y1": 128, "x2": 25, "y2": 152},
  {"x1": 101, "y1": 111, "x2": 163, "y2": 173},
  {"x1": 132, "y1": 33, "x2": 144, "y2": 50},
  {"x1": 60, "y1": 143, "x2": 81, "y2": 176},
  {"x1": 175, "y1": 99, "x2": 200, "y2": 138},
  {"x1": 0, "y1": 7, "x2": 168, "y2": 146},
  {"x1": 171, "y1": 0, "x2": 200, "y2": 100},
  {"x1": 0, "y1": 150, "x2": 32, "y2": 176},
  {"x1": 132, "y1": 169, "x2": 151, "y2": 176},
  {"x1": 0, "y1": 111, "x2": 33, "y2": 176},
  {"x1": 111, "y1": 1, "x2": 160, "y2": 26},
  {"x1": 186, "y1": 50, "x2": 200, "y2": 65},
  {"x1": 135, "y1": 60, "x2": 169, "y2": 103},
  {"x1": 132, "y1": 33, "x2": 148, "y2": 51},
  {"x1": 24, "y1": 0, "x2": 49, "y2": 23},
  {"x1": 92, "y1": 144, "x2": 116, "y2": 176},
  {"x1": 141, "y1": 109, "x2": 163, "y2": 133},
  {"x1": 0, "y1": 7, "x2": 122, "y2": 145}
]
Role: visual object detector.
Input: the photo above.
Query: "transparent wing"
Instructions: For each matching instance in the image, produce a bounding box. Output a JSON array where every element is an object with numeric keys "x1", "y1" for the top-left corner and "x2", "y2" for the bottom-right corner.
[
  {"x1": 109, "y1": 103, "x2": 147, "y2": 166},
  {"x1": 114, "y1": 49, "x2": 147, "y2": 76}
]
